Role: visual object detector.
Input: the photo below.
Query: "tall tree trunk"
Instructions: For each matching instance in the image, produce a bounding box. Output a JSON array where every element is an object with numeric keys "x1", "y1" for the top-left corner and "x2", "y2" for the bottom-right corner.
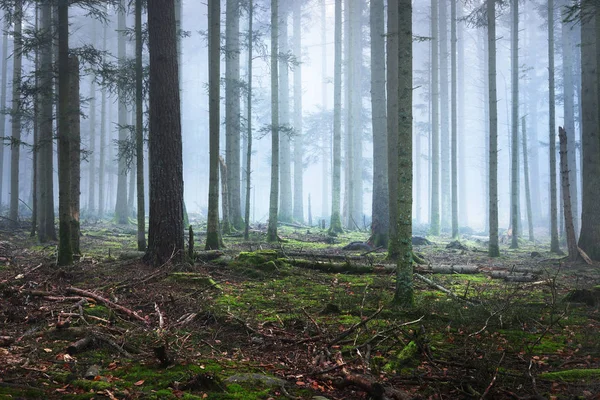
[
  {"x1": 521, "y1": 116, "x2": 534, "y2": 242},
  {"x1": 548, "y1": 0, "x2": 560, "y2": 253},
  {"x1": 387, "y1": 0, "x2": 399, "y2": 257},
  {"x1": 69, "y1": 55, "x2": 81, "y2": 255},
  {"x1": 267, "y1": 0, "x2": 280, "y2": 242},
  {"x1": 457, "y1": 2, "x2": 467, "y2": 229},
  {"x1": 98, "y1": 17, "x2": 107, "y2": 218},
  {"x1": 481, "y1": 28, "x2": 490, "y2": 234},
  {"x1": 429, "y1": 0, "x2": 440, "y2": 236},
  {"x1": 57, "y1": 0, "x2": 72, "y2": 266},
  {"x1": 558, "y1": 127, "x2": 578, "y2": 260},
  {"x1": 487, "y1": 0, "x2": 500, "y2": 257},
  {"x1": 439, "y1": 0, "x2": 450, "y2": 231},
  {"x1": 560, "y1": 0, "x2": 578, "y2": 240},
  {"x1": 510, "y1": 0, "x2": 519, "y2": 248},
  {"x1": 578, "y1": 4, "x2": 600, "y2": 261},
  {"x1": 321, "y1": 0, "x2": 329, "y2": 221},
  {"x1": 135, "y1": 0, "x2": 146, "y2": 250},
  {"x1": 343, "y1": 0, "x2": 354, "y2": 229},
  {"x1": 450, "y1": 0, "x2": 458, "y2": 238},
  {"x1": 0, "y1": 17, "x2": 7, "y2": 206},
  {"x1": 37, "y1": 3, "x2": 56, "y2": 242},
  {"x1": 392, "y1": 0, "x2": 414, "y2": 306},
  {"x1": 9, "y1": 0, "x2": 23, "y2": 228},
  {"x1": 225, "y1": 0, "x2": 242, "y2": 231},
  {"x1": 206, "y1": 0, "x2": 221, "y2": 250},
  {"x1": 31, "y1": 4, "x2": 39, "y2": 238},
  {"x1": 128, "y1": 110, "x2": 135, "y2": 214},
  {"x1": 292, "y1": 0, "x2": 304, "y2": 224},
  {"x1": 145, "y1": 0, "x2": 184, "y2": 265},
  {"x1": 244, "y1": 0, "x2": 253, "y2": 241},
  {"x1": 370, "y1": 0, "x2": 388, "y2": 247},
  {"x1": 87, "y1": 21, "x2": 96, "y2": 215},
  {"x1": 328, "y1": 0, "x2": 343, "y2": 235},
  {"x1": 279, "y1": 3, "x2": 292, "y2": 223},
  {"x1": 115, "y1": 0, "x2": 129, "y2": 225},
  {"x1": 350, "y1": 0, "x2": 363, "y2": 228}
]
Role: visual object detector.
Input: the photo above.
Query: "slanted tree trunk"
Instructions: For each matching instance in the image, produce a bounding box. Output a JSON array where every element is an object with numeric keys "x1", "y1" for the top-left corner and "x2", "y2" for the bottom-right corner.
[
  {"x1": 267, "y1": 0, "x2": 280, "y2": 242},
  {"x1": 487, "y1": 0, "x2": 500, "y2": 257},
  {"x1": 37, "y1": 3, "x2": 56, "y2": 242},
  {"x1": 145, "y1": 0, "x2": 184, "y2": 265},
  {"x1": 439, "y1": 0, "x2": 450, "y2": 231},
  {"x1": 392, "y1": 0, "x2": 414, "y2": 306},
  {"x1": 292, "y1": 0, "x2": 304, "y2": 224},
  {"x1": 578, "y1": 5, "x2": 600, "y2": 261},
  {"x1": 69, "y1": 55, "x2": 81, "y2": 255},
  {"x1": 0, "y1": 17, "x2": 7, "y2": 206},
  {"x1": 135, "y1": 0, "x2": 146, "y2": 251},
  {"x1": 558, "y1": 127, "x2": 578, "y2": 261},
  {"x1": 98, "y1": 17, "x2": 107, "y2": 218},
  {"x1": 115, "y1": 0, "x2": 129, "y2": 225},
  {"x1": 429, "y1": 0, "x2": 440, "y2": 236},
  {"x1": 206, "y1": 0, "x2": 221, "y2": 250},
  {"x1": 225, "y1": 0, "x2": 242, "y2": 231},
  {"x1": 510, "y1": 0, "x2": 519, "y2": 249},
  {"x1": 548, "y1": 0, "x2": 560, "y2": 254},
  {"x1": 243, "y1": 0, "x2": 253, "y2": 241},
  {"x1": 521, "y1": 116, "x2": 534, "y2": 242},
  {"x1": 450, "y1": 0, "x2": 458, "y2": 239},
  {"x1": 9, "y1": 0, "x2": 23, "y2": 228},
  {"x1": 57, "y1": 0, "x2": 72, "y2": 266},
  {"x1": 328, "y1": 0, "x2": 343, "y2": 235},
  {"x1": 370, "y1": 0, "x2": 388, "y2": 247},
  {"x1": 279, "y1": 2, "x2": 292, "y2": 223}
]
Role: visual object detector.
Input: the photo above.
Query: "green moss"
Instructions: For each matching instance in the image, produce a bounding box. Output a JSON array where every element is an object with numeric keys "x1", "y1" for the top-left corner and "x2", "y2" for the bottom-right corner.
[
  {"x1": 539, "y1": 369, "x2": 600, "y2": 382},
  {"x1": 0, "y1": 385, "x2": 45, "y2": 399},
  {"x1": 71, "y1": 379, "x2": 113, "y2": 391}
]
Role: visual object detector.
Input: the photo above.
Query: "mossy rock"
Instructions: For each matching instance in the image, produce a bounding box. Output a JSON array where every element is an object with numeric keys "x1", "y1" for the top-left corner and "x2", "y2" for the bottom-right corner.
[
  {"x1": 539, "y1": 369, "x2": 600, "y2": 382},
  {"x1": 236, "y1": 250, "x2": 279, "y2": 266},
  {"x1": 384, "y1": 341, "x2": 419, "y2": 372}
]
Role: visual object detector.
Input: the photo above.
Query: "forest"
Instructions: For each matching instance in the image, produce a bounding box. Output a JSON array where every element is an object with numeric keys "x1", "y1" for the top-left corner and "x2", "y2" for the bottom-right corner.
[{"x1": 0, "y1": 0, "x2": 599, "y2": 398}]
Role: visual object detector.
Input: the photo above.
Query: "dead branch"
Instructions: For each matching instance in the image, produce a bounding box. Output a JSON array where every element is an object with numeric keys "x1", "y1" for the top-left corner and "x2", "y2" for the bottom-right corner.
[
  {"x1": 66, "y1": 286, "x2": 148, "y2": 324},
  {"x1": 329, "y1": 306, "x2": 384, "y2": 347},
  {"x1": 480, "y1": 352, "x2": 505, "y2": 399},
  {"x1": 414, "y1": 273, "x2": 477, "y2": 306},
  {"x1": 67, "y1": 336, "x2": 94, "y2": 355}
]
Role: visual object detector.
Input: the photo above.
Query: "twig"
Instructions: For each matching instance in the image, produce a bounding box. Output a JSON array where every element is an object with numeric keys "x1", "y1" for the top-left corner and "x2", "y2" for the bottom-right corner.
[
  {"x1": 415, "y1": 273, "x2": 477, "y2": 306},
  {"x1": 301, "y1": 308, "x2": 322, "y2": 335},
  {"x1": 329, "y1": 306, "x2": 384, "y2": 347},
  {"x1": 480, "y1": 352, "x2": 505, "y2": 399},
  {"x1": 66, "y1": 286, "x2": 148, "y2": 324},
  {"x1": 155, "y1": 303, "x2": 165, "y2": 329}
]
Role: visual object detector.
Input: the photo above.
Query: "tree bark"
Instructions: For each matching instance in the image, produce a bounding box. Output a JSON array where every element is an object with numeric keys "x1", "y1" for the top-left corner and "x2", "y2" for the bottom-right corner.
[
  {"x1": 320, "y1": 0, "x2": 329, "y2": 221},
  {"x1": 521, "y1": 116, "x2": 534, "y2": 241},
  {"x1": 98, "y1": 19, "x2": 107, "y2": 218},
  {"x1": 510, "y1": 0, "x2": 520, "y2": 249},
  {"x1": 267, "y1": 0, "x2": 280, "y2": 243},
  {"x1": 87, "y1": 22, "x2": 96, "y2": 216},
  {"x1": 429, "y1": 0, "x2": 440, "y2": 236},
  {"x1": 387, "y1": 0, "x2": 399, "y2": 258},
  {"x1": 558, "y1": 127, "x2": 578, "y2": 261},
  {"x1": 9, "y1": 0, "x2": 23, "y2": 228},
  {"x1": 145, "y1": 0, "x2": 184, "y2": 265},
  {"x1": 57, "y1": 0, "x2": 72, "y2": 266},
  {"x1": 328, "y1": 0, "x2": 343, "y2": 235},
  {"x1": 69, "y1": 55, "x2": 81, "y2": 255},
  {"x1": 115, "y1": 0, "x2": 129, "y2": 225},
  {"x1": 135, "y1": 0, "x2": 146, "y2": 251},
  {"x1": 370, "y1": 0, "x2": 388, "y2": 248},
  {"x1": 244, "y1": 0, "x2": 253, "y2": 241},
  {"x1": 279, "y1": 3, "x2": 292, "y2": 223},
  {"x1": 548, "y1": 0, "x2": 560, "y2": 253},
  {"x1": 450, "y1": 0, "x2": 458, "y2": 239},
  {"x1": 487, "y1": 0, "x2": 500, "y2": 257},
  {"x1": 206, "y1": 0, "x2": 221, "y2": 250},
  {"x1": 439, "y1": 0, "x2": 450, "y2": 231},
  {"x1": 0, "y1": 17, "x2": 7, "y2": 207},
  {"x1": 292, "y1": 0, "x2": 304, "y2": 224}
]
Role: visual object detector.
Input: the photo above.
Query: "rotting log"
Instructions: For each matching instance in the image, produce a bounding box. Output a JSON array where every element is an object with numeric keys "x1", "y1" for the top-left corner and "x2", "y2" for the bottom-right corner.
[{"x1": 67, "y1": 336, "x2": 94, "y2": 355}]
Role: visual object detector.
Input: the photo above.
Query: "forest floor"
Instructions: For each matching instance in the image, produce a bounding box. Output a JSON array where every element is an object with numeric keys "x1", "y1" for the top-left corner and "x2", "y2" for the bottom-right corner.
[{"x1": 1, "y1": 220, "x2": 600, "y2": 400}]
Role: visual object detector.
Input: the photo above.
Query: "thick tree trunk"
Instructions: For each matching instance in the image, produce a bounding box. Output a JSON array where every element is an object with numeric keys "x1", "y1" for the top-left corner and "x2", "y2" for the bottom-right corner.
[
  {"x1": 115, "y1": 1, "x2": 129, "y2": 225},
  {"x1": 510, "y1": 0, "x2": 519, "y2": 249},
  {"x1": 69, "y1": 55, "x2": 81, "y2": 255},
  {"x1": 98, "y1": 20, "x2": 107, "y2": 218},
  {"x1": 9, "y1": 1, "x2": 23, "y2": 228},
  {"x1": 135, "y1": 0, "x2": 146, "y2": 251},
  {"x1": 558, "y1": 127, "x2": 578, "y2": 261},
  {"x1": 370, "y1": 0, "x2": 388, "y2": 248},
  {"x1": 87, "y1": 21, "x2": 96, "y2": 216},
  {"x1": 578, "y1": 5, "x2": 600, "y2": 261},
  {"x1": 343, "y1": 0, "x2": 354, "y2": 230},
  {"x1": 31, "y1": 5, "x2": 39, "y2": 238},
  {"x1": 244, "y1": 0, "x2": 253, "y2": 241},
  {"x1": 57, "y1": 0, "x2": 72, "y2": 266},
  {"x1": 393, "y1": 0, "x2": 414, "y2": 306},
  {"x1": 267, "y1": 0, "x2": 280, "y2": 242},
  {"x1": 279, "y1": 3, "x2": 292, "y2": 223},
  {"x1": 429, "y1": 0, "x2": 440, "y2": 236},
  {"x1": 321, "y1": 0, "x2": 329, "y2": 221},
  {"x1": 487, "y1": 0, "x2": 500, "y2": 257},
  {"x1": 350, "y1": 0, "x2": 363, "y2": 228},
  {"x1": 387, "y1": 0, "x2": 399, "y2": 258},
  {"x1": 145, "y1": 0, "x2": 184, "y2": 265},
  {"x1": 450, "y1": 0, "x2": 458, "y2": 239},
  {"x1": 481, "y1": 29, "x2": 490, "y2": 234},
  {"x1": 206, "y1": 0, "x2": 221, "y2": 250},
  {"x1": 328, "y1": 0, "x2": 343, "y2": 235},
  {"x1": 292, "y1": 1, "x2": 304, "y2": 224},
  {"x1": 521, "y1": 116, "x2": 534, "y2": 242},
  {"x1": 548, "y1": 0, "x2": 560, "y2": 254},
  {"x1": 225, "y1": 0, "x2": 242, "y2": 231}
]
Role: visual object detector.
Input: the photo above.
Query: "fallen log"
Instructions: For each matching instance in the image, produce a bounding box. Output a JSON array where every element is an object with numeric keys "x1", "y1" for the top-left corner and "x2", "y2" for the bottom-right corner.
[
  {"x1": 66, "y1": 286, "x2": 148, "y2": 324},
  {"x1": 67, "y1": 336, "x2": 94, "y2": 355},
  {"x1": 430, "y1": 264, "x2": 479, "y2": 274}
]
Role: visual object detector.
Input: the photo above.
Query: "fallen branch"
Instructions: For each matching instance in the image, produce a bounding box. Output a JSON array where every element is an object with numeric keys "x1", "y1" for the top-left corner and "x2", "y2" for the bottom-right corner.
[
  {"x1": 67, "y1": 336, "x2": 94, "y2": 355},
  {"x1": 577, "y1": 247, "x2": 593, "y2": 265},
  {"x1": 329, "y1": 306, "x2": 384, "y2": 347},
  {"x1": 414, "y1": 273, "x2": 477, "y2": 306},
  {"x1": 66, "y1": 286, "x2": 148, "y2": 324}
]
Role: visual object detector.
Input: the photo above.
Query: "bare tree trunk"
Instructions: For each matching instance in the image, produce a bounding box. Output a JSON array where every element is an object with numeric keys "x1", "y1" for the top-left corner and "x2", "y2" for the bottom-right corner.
[
  {"x1": 69, "y1": 55, "x2": 81, "y2": 255},
  {"x1": 548, "y1": 0, "x2": 560, "y2": 254},
  {"x1": 487, "y1": 0, "x2": 500, "y2": 257},
  {"x1": 279, "y1": 3, "x2": 292, "y2": 223},
  {"x1": 145, "y1": 0, "x2": 184, "y2": 265},
  {"x1": 98, "y1": 17, "x2": 107, "y2": 218},
  {"x1": 439, "y1": 0, "x2": 450, "y2": 231},
  {"x1": 267, "y1": 0, "x2": 280, "y2": 242},
  {"x1": 429, "y1": 0, "x2": 440, "y2": 236},
  {"x1": 9, "y1": 1, "x2": 23, "y2": 228},
  {"x1": 558, "y1": 127, "x2": 577, "y2": 261},
  {"x1": 387, "y1": 0, "x2": 399, "y2": 258},
  {"x1": 87, "y1": 21, "x2": 96, "y2": 215},
  {"x1": 0, "y1": 17, "x2": 7, "y2": 206},
  {"x1": 206, "y1": 0, "x2": 221, "y2": 250},
  {"x1": 350, "y1": 0, "x2": 363, "y2": 228},
  {"x1": 370, "y1": 0, "x2": 388, "y2": 247},
  {"x1": 135, "y1": 0, "x2": 146, "y2": 250},
  {"x1": 450, "y1": 0, "x2": 458, "y2": 239},
  {"x1": 31, "y1": 4, "x2": 39, "y2": 237},
  {"x1": 115, "y1": 0, "x2": 129, "y2": 225},
  {"x1": 457, "y1": 2, "x2": 467, "y2": 229},
  {"x1": 243, "y1": 0, "x2": 253, "y2": 241},
  {"x1": 343, "y1": 0, "x2": 354, "y2": 229},
  {"x1": 328, "y1": 0, "x2": 343, "y2": 235},
  {"x1": 320, "y1": 0, "x2": 329, "y2": 221},
  {"x1": 57, "y1": 0, "x2": 72, "y2": 266},
  {"x1": 481, "y1": 28, "x2": 490, "y2": 234},
  {"x1": 510, "y1": 0, "x2": 519, "y2": 249},
  {"x1": 219, "y1": 156, "x2": 229, "y2": 237},
  {"x1": 292, "y1": 0, "x2": 304, "y2": 224},
  {"x1": 521, "y1": 116, "x2": 534, "y2": 242}
]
